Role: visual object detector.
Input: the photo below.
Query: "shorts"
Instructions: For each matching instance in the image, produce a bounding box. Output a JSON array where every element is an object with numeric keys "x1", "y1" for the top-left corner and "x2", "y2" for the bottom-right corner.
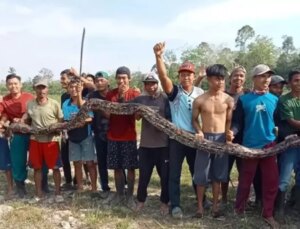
[
  {"x1": 194, "y1": 133, "x2": 228, "y2": 185},
  {"x1": 0, "y1": 138, "x2": 11, "y2": 171},
  {"x1": 29, "y1": 140, "x2": 61, "y2": 169},
  {"x1": 107, "y1": 140, "x2": 138, "y2": 169},
  {"x1": 69, "y1": 135, "x2": 96, "y2": 162}
]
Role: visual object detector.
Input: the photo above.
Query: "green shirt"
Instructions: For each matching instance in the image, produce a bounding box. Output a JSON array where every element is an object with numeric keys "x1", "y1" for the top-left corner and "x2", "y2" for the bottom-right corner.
[
  {"x1": 27, "y1": 98, "x2": 63, "y2": 142},
  {"x1": 278, "y1": 92, "x2": 300, "y2": 138}
]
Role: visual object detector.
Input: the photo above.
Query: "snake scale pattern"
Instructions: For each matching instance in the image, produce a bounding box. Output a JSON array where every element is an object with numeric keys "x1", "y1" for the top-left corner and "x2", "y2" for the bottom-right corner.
[{"x1": 7, "y1": 98, "x2": 300, "y2": 159}]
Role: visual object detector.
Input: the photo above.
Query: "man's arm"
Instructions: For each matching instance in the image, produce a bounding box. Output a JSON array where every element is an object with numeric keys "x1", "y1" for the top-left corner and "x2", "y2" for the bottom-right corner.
[
  {"x1": 194, "y1": 65, "x2": 206, "y2": 87},
  {"x1": 225, "y1": 96, "x2": 234, "y2": 143},
  {"x1": 192, "y1": 98, "x2": 204, "y2": 140},
  {"x1": 153, "y1": 42, "x2": 173, "y2": 94},
  {"x1": 227, "y1": 98, "x2": 244, "y2": 142}
]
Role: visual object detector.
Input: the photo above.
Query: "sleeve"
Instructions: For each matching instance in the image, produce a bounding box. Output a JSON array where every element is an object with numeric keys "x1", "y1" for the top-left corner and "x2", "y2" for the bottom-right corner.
[
  {"x1": 167, "y1": 84, "x2": 179, "y2": 102},
  {"x1": 62, "y1": 101, "x2": 71, "y2": 121},
  {"x1": 0, "y1": 102, "x2": 3, "y2": 114},
  {"x1": 279, "y1": 99, "x2": 294, "y2": 120},
  {"x1": 231, "y1": 98, "x2": 244, "y2": 135},
  {"x1": 56, "y1": 101, "x2": 64, "y2": 120}
]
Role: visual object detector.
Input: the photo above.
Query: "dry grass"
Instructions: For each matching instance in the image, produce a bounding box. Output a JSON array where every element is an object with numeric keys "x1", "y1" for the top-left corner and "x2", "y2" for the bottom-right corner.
[{"x1": 0, "y1": 154, "x2": 299, "y2": 228}]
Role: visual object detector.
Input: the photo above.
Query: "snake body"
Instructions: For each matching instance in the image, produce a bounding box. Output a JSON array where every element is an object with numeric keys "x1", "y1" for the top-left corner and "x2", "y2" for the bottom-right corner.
[{"x1": 7, "y1": 98, "x2": 300, "y2": 159}]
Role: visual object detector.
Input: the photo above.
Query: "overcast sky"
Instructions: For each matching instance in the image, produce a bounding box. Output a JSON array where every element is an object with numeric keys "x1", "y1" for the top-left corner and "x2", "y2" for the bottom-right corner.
[{"x1": 1, "y1": 0, "x2": 300, "y2": 80}]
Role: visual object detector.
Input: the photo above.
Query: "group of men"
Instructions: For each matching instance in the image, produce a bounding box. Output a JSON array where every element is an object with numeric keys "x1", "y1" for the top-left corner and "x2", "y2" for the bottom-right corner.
[{"x1": 0, "y1": 42, "x2": 299, "y2": 228}]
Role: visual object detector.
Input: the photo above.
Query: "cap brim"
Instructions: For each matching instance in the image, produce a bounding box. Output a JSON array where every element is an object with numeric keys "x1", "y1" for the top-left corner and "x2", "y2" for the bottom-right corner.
[
  {"x1": 143, "y1": 80, "x2": 158, "y2": 83},
  {"x1": 178, "y1": 69, "x2": 195, "y2": 74},
  {"x1": 34, "y1": 83, "x2": 48, "y2": 87}
]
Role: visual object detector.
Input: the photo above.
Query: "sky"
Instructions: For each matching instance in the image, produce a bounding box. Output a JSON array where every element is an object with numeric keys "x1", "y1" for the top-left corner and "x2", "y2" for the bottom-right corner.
[{"x1": 0, "y1": 0, "x2": 300, "y2": 80}]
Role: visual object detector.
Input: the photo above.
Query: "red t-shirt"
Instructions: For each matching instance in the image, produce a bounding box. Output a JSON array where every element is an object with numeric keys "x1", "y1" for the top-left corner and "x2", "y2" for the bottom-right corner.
[
  {"x1": 0, "y1": 92, "x2": 34, "y2": 121},
  {"x1": 106, "y1": 88, "x2": 140, "y2": 141}
]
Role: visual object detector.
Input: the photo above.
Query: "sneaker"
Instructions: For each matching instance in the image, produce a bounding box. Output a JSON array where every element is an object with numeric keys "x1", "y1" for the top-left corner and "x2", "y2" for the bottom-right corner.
[
  {"x1": 54, "y1": 195, "x2": 64, "y2": 203},
  {"x1": 171, "y1": 206, "x2": 183, "y2": 219}
]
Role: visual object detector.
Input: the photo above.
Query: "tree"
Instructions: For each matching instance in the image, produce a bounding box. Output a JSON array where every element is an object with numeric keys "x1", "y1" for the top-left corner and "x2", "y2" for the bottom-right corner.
[
  {"x1": 39, "y1": 68, "x2": 54, "y2": 82},
  {"x1": 164, "y1": 50, "x2": 177, "y2": 66},
  {"x1": 8, "y1": 67, "x2": 16, "y2": 74},
  {"x1": 235, "y1": 25, "x2": 255, "y2": 52},
  {"x1": 282, "y1": 35, "x2": 295, "y2": 54}
]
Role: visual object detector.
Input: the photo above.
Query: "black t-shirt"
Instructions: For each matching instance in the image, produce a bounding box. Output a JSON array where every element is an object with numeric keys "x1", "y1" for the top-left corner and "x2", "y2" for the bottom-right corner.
[
  {"x1": 88, "y1": 91, "x2": 109, "y2": 141},
  {"x1": 61, "y1": 92, "x2": 70, "y2": 108}
]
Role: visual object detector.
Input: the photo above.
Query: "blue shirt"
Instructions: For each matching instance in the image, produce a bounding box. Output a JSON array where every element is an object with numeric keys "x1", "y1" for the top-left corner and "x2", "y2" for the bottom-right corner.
[
  {"x1": 232, "y1": 92, "x2": 278, "y2": 149},
  {"x1": 168, "y1": 85, "x2": 203, "y2": 133},
  {"x1": 62, "y1": 98, "x2": 93, "y2": 142}
]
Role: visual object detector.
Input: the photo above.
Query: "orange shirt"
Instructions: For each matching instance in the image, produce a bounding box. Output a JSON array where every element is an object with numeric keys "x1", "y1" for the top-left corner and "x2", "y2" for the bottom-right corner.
[
  {"x1": 106, "y1": 88, "x2": 140, "y2": 141},
  {"x1": 0, "y1": 92, "x2": 34, "y2": 121}
]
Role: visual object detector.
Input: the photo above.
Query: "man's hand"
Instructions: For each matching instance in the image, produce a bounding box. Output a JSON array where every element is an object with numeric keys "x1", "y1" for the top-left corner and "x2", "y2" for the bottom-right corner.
[
  {"x1": 76, "y1": 82, "x2": 84, "y2": 94},
  {"x1": 153, "y1": 42, "x2": 165, "y2": 58},
  {"x1": 198, "y1": 64, "x2": 206, "y2": 78},
  {"x1": 195, "y1": 131, "x2": 204, "y2": 141},
  {"x1": 12, "y1": 118, "x2": 21, "y2": 123},
  {"x1": 226, "y1": 130, "x2": 234, "y2": 143},
  {"x1": 70, "y1": 67, "x2": 79, "y2": 77}
]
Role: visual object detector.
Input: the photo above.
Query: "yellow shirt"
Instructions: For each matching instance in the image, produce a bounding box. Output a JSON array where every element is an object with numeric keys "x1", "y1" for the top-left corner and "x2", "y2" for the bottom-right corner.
[{"x1": 27, "y1": 98, "x2": 63, "y2": 142}]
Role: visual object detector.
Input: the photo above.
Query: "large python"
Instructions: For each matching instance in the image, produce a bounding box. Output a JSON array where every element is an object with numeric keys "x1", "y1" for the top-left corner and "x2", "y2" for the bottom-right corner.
[{"x1": 6, "y1": 98, "x2": 300, "y2": 159}]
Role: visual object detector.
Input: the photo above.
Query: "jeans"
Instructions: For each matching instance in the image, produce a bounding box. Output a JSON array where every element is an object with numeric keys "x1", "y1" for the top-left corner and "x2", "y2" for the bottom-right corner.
[
  {"x1": 169, "y1": 139, "x2": 196, "y2": 209},
  {"x1": 279, "y1": 147, "x2": 300, "y2": 191},
  {"x1": 137, "y1": 147, "x2": 169, "y2": 203},
  {"x1": 94, "y1": 136, "x2": 110, "y2": 191}
]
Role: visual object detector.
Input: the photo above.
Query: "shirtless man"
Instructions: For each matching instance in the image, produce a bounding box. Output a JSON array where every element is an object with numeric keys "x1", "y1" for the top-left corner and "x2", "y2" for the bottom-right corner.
[{"x1": 192, "y1": 64, "x2": 234, "y2": 218}]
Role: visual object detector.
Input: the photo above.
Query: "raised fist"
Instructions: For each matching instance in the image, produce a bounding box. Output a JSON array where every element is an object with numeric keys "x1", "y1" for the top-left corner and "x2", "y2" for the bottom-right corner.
[{"x1": 153, "y1": 42, "x2": 165, "y2": 58}]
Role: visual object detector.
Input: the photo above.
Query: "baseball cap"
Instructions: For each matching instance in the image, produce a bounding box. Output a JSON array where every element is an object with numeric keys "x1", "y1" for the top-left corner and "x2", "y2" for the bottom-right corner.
[
  {"x1": 34, "y1": 78, "x2": 48, "y2": 87},
  {"x1": 270, "y1": 75, "x2": 287, "y2": 85},
  {"x1": 95, "y1": 71, "x2": 109, "y2": 79},
  {"x1": 143, "y1": 72, "x2": 159, "y2": 83},
  {"x1": 178, "y1": 61, "x2": 195, "y2": 74},
  {"x1": 251, "y1": 64, "x2": 275, "y2": 77},
  {"x1": 116, "y1": 66, "x2": 131, "y2": 78}
]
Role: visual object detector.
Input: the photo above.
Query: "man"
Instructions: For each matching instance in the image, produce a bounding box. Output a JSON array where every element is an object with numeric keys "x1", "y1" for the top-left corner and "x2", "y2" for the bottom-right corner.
[
  {"x1": 23, "y1": 78, "x2": 63, "y2": 201},
  {"x1": 0, "y1": 74, "x2": 34, "y2": 198},
  {"x1": 106, "y1": 66, "x2": 140, "y2": 207},
  {"x1": 89, "y1": 71, "x2": 111, "y2": 196},
  {"x1": 276, "y1": 70, "x2": 300, "y2": 217},
  {"x1": 60, "y1": 69, "x2": 74, "y2": 189},
  {"x1": 134, "y1": 72, "x2": 170, "y2": 215},
  {"x1": 221, "y1": 66, "x2": 247, "y2": 203},
  {"x1": 192, "y1": 64, "x2": 234, "y2": 218},
  {"x1": 228, "y1": 64, "x2": 279, "y2": 228},
  {"x1": 0, "y1": 110, "x2": 13, "y2": 198},
  {"x1": 62, "y1": 78, "x2": 97, "y2": 194},
  {"x1": 269, "y1": 75, "x2": 287, "y2": 97},
  {"x1": 153, "y1": 42, "x2": 204, "y2": 218}
]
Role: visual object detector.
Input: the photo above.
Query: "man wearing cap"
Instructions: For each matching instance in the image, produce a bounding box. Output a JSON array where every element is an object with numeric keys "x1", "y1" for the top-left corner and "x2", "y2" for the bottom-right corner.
[
  {"x1": 276, "y1": 69, "x2": 300, "y2": 218},
  {"x1": 0, "y1": 74, "x2": 34, "y2": 198},
  {"x1": 153, "y1": 42, "x2": 204, "y2": 218},
  {"x1": 269, "y1": 75, "x2": 287, "y2": 97},
  {"x1": 106, "y1": 66, "x2": 140, "y2": 207},
  {"x1": 133, "y1": 72, "x2": 170, "y2": 215},
  {"x1": 88, "y1": 71, "x2": 111, "y2": 196},
  {"x1": 22, "y1": 78, "x2": 63, "y2": 201},
  {"x1": 227, "y1": 64, "x2": 279, "y2": 228}
]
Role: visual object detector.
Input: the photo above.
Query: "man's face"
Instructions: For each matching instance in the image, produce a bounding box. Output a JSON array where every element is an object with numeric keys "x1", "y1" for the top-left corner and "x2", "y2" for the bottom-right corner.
[
  {"x1": 35, "y1": 85, "x2": 48, "y2": 99},
  {"x1": 94, "y1": 77, "x2": 108, "y2": 92},
  {"x1": 207, "y1": 76, "x2": 225, "y2": 91},
  {"x1": 60, "y1": 74, "x2": 70, "y2": 89},
  {"x1": 68, "y1": 83, "x2": 79, "y2": 97},
  {"x1": 289, "y1": 74, "x2": 300, "y2": 93},
  {"x1": 230, "y1": 70, "x2": 245, "y2": 88},
  {"x1": 178, "y1": 71, "x2": 195, "y2": 88},
  {"x1": 6, "y1": 77, "x2": 22, "y2": 94},
  {"x1": 116, "y1": 74, "x2": 130, "y2": 88},
  {"x1": 144, "y1": 82, "x2": 158, "y2": 95},
  {"x1": 253, "y1": 73, "x2": 271, "y2": 91},
  {"x1": 269, "y1": 83, "x2": 285, "y2": 97}
]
